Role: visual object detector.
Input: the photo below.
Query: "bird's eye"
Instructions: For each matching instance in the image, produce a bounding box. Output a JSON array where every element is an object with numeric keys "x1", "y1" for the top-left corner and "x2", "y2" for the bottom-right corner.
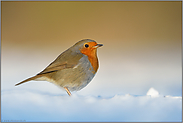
[{"x1": 85, "y1": 44, "x2": 89, "y2": 48}]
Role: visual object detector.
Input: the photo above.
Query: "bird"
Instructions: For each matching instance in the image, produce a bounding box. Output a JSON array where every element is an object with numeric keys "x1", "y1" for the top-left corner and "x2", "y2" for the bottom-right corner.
[{"x1": 15, "y1": 39, "x2": 103, "y2": 96}]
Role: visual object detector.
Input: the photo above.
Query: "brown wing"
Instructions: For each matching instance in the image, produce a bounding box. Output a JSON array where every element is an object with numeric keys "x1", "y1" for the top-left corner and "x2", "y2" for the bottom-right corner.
[
  {"x1": 37, "y1": 63, "x2": 76, "y2": 75},
  {"x1": 37, "y1": 49, "x2": 83, "y2": 75},
  {"x1": 15, "y1": 47, "x2": 83, "y2": 86}
]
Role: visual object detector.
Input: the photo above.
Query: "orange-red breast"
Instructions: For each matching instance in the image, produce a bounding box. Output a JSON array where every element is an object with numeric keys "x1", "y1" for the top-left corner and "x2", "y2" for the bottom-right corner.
[{"x1": 15, "y1": 39, "x2": 103, "y2": 96}]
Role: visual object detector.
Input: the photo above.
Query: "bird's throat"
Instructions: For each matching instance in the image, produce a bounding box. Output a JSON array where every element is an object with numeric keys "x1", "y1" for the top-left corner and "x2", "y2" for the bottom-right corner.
[
  {"x1": 88, "y1": 53, "x2": 99, "y2": 73},
  {"x1": 80, "y1": 48, "x2": 99, "y2": 73}
]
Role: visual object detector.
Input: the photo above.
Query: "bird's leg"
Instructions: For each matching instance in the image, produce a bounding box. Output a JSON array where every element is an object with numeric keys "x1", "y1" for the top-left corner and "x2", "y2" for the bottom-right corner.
[{"x1": 64, "y1": 87, "x2": 72, "y2": 96}]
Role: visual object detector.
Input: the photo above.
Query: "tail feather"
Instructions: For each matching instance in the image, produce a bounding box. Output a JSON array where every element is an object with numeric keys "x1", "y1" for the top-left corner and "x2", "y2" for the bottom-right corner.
[{"x1": 15, "y1": 75, "x2": 41, "y2": 86}]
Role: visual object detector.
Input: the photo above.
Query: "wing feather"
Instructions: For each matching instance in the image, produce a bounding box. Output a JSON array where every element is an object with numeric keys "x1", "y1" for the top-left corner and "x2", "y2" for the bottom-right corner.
[{"x1": 37, "y1": 49, "x2": 83, "y2": 75}]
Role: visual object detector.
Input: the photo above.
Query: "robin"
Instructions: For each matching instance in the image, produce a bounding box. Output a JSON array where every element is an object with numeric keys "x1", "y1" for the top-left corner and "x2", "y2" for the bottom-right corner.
[{"x1": 15, "y1": 39, "x2": 103, "y2": 96}]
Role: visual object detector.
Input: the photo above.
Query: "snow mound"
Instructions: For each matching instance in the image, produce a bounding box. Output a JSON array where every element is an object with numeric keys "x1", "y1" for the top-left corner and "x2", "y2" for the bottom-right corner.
[
  {"x1": 146, "y1": 87, "x2": 159, "y2": 97},
  {"x1": 1, "y1": 89, "x2": 182, "y2": 122}
]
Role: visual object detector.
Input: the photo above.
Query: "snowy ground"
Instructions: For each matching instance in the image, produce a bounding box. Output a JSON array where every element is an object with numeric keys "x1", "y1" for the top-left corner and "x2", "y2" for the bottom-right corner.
[{"x1": 1, "y1": 88, "x2": 182, "y2": 122}]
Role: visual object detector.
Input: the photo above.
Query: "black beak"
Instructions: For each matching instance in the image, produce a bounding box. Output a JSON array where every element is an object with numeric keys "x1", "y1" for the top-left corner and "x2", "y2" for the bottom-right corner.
[
  {"x1": 94, "y1": 44, "x2": 103, "y2": 48},
  {"x1": 97, "y1": 44, "x2": 103, "y2": 47}
]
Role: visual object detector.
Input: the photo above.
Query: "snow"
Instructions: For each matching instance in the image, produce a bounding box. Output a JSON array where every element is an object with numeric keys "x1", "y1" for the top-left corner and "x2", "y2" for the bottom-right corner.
[
  {"x1": 1, "y1": 88, "x2": 182, "y2": 122},
  {"x1": 146, "y1": 87, "x2": 160, "y2": 97}
]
